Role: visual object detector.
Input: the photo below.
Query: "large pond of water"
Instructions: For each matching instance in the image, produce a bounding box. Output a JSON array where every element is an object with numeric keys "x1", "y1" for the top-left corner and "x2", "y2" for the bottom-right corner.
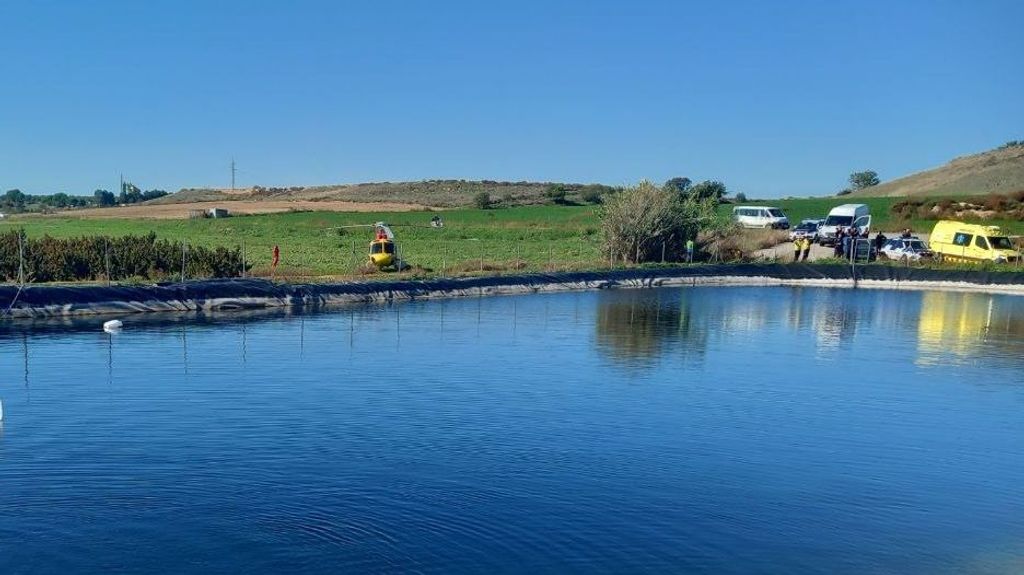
[{"x1": 1, "y1": 286, "x2": 1023, "y2": 574}]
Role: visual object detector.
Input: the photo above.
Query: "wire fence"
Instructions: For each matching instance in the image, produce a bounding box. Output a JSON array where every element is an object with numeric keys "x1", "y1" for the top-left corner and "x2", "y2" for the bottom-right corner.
[{"x1": 2, "y1": 233, "x2": 1021, "y2": 288}]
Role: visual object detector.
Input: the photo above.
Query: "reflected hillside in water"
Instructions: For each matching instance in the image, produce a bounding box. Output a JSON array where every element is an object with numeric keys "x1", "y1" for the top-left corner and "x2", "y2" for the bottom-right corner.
[{"x1": 917, "y1": 291, "x2": 1024, "y2": 365}]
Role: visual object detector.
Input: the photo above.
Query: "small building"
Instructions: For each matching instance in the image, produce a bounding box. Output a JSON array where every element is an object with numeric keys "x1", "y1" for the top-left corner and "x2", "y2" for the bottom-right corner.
[{"x1": 207, "y1": 208, "x2": 231, "y2": 219}]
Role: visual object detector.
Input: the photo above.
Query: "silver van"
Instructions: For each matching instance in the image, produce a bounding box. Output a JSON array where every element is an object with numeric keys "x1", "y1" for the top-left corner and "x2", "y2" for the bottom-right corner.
[{"x1": 732, "y1": 206, "x2": 790, "y2": 229}]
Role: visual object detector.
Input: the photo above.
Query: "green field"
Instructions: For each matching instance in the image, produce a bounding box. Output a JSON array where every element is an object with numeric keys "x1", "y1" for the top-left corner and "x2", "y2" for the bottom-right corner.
[
  {"x1": 3, "y1": 198, "x2": 1021, "y2": 280},
  {"x1": 2, "y1": 207, "x2": 605, "y2": 278}
]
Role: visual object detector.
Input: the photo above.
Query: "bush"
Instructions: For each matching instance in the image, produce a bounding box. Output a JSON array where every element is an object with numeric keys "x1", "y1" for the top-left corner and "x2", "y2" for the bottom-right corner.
[
  {"x1": 0, "y1": 230, "x2": 249, "y2": 283},
  {"x1": 983, "y1": 193, "x2": 1008, "y2": 211},
  {"x1": 473, "y1": 192, "x2": 492, "y2": 209},
  {"x1": 734, "y1": 192, "x2": 747, "y2": 202},
  {"x1": 545, "y1": 185, "x2": 568, "y2": 205},
  {"x1": 580, "y1": 187, "x2": 605, "y2": 204},
  {"x1": 600, "y1": 180, "x2": 720, "y2": 263}
]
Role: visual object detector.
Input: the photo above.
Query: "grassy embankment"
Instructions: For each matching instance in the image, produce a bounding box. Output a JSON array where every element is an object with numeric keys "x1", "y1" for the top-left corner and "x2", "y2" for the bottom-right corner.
[{"x1": 3, "y1": 198, "x2": 1022, "y2": 279}]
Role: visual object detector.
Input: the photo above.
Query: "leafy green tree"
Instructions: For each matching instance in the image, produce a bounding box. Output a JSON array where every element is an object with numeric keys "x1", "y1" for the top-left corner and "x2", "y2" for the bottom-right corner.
[
  {"x1": 734, "y1": 192, "x2": 747, "y2": 202},
  {"x1": 47, "y1": 192, "x2": 71, "y2": 208},
  {"x1": 687, "y1": 180, "x2": 728, "y2": 201},
  {"x1": 664, "y1": 177, "x2": 692, "y2": 194},
  {"x1": 94, "y1": 189, "x2": 116, "y2": 206},
  {"x1": 849, "y1": 170, "x2": 880, "y2": 190},
  {"x1": 3, "y1": 189, "x2": 26, "y2": 209}
]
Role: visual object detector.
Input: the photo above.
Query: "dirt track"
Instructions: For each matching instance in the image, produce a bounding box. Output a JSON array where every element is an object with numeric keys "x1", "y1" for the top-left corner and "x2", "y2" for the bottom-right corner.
[{"x1": 36, "y1": 200, "x2": 432, "y2": 220}]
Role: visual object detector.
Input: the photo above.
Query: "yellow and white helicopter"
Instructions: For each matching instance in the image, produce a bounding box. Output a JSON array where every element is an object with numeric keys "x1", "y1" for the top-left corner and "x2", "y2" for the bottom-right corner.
[
  {"x1": 333, "y1": 218, "x2": 443, "y2": 271},
  {"x1": 368, "y1": 222, "x2": 398, "y2": 269}
]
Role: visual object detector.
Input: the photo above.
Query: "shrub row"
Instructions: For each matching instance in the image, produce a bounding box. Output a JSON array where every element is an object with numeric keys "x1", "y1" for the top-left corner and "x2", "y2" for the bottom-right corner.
[
  {"x1": 891, "y1": 191, "x2": 1024, "y2": 221},
  {"x1": 0, "y1": 231, "x2": 249, "y2": 283}
]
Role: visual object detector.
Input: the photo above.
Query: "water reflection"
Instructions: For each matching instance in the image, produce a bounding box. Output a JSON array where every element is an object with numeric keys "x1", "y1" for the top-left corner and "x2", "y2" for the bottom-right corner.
[
  {"x1": 595, "y1": 289, "x2": 707, "y2": 364},
  {"x1": 917, "y1": 291, "x2": 1024, "y2": 365}
]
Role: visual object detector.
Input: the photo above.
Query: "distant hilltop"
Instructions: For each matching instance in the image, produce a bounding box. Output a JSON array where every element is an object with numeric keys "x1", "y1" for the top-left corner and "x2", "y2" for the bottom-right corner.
[
  {"x1": 154, "y1": 180, "x2": 621, "y2": 209},
  {"x1": 848, "y1": 142, "x2": 1024, "y2": 198}
]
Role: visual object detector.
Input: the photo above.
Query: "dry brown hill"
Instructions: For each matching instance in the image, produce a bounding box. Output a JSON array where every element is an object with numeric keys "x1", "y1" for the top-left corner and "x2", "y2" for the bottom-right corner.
[
  {"x1": 153, "y1": 180, "x2": 617, "y2": 209},
  {"x1": 850, "y1": 143, "x2": 1024, "y2": 197}
]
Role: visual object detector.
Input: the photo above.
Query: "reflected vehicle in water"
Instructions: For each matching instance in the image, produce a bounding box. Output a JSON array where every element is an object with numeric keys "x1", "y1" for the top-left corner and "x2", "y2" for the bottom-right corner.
[
  {"x1": 878, "y1": 237, "x2": 932, "y2": 262},
  {"x1": 917, "y1": 290, "x2": 1024, "y2": 363}
]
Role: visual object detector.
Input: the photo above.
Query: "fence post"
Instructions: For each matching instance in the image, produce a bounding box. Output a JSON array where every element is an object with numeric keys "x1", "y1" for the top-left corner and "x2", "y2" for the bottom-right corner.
[
  {"x1": 442, "y1": 240, "x2": 447, "y2": 276},
  {"x1": 181, "y1": 241, "x2": 187, "y2": 283},
  {"x1": 17, "y1": 232, "x2": 25, "y2": 285},
  {"x1": 241, "y1": 240, "x2": 246, "y2": 279},
  {"x1": 661, "y1": 241, "x2": 666, "y2": 263},
  {"x1": 105, "y1": 239, "x2": 111, "y2": 285}
]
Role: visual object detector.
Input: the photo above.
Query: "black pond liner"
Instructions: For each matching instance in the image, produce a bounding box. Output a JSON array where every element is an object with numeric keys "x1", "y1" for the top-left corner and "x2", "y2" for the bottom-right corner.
[{"x1": 2, "y1": 264, "x2": 1024, "y2": 320}]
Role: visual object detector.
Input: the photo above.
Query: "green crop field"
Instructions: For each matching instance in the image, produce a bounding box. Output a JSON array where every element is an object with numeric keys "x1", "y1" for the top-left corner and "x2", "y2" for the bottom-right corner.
[
  {"x1": 3, "y1": 198, "x2": 1021, "y2": 281},
  {"x1": 1, "y1": 206, "x2": 605, "y2": 278}
]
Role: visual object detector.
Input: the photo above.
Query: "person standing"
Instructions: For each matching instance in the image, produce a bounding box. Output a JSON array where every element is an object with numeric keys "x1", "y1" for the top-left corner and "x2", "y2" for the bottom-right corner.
[
  {"x1": 685, "y1": 238, "x2": 695, "y2": 263},
  {"x1": 793, "y1": 237, "x2": 802, "y2": 262},
  {"x1": 833, "y1": 228, "x2": 845, "y2": 258},
  {"x1": 801, "y1": 237, "x2": 812, "y2": 262}
]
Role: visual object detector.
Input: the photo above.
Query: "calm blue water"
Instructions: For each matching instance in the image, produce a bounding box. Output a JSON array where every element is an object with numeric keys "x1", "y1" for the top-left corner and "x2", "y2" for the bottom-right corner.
[{"x1": 1, "y1": 286, "x2": 1023, "y2": 574}]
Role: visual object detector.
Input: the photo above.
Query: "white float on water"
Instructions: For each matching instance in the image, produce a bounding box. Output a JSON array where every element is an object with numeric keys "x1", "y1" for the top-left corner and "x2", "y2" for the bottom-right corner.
[
  {"x1": 0, "y1": 398, "x2": 4, "y2": 422},
  {"x1": 103, "y1": 319, "x2": 123, "y2": 332}
]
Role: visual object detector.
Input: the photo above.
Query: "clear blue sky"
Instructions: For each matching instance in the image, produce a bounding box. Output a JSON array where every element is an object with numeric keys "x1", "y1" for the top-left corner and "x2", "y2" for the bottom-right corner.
[{"x1": 1, "y1": 0, "x2": 1021, "y2": 198}]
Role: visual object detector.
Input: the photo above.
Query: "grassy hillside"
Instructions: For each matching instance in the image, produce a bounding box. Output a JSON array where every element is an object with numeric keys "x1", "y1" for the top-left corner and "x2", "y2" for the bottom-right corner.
[
  {"x1": 156, "y1": 180, "x2": 618, "y2": 209},
  {"x1": 849, "y1": 143, "x2": 1024, "y2": 198}
]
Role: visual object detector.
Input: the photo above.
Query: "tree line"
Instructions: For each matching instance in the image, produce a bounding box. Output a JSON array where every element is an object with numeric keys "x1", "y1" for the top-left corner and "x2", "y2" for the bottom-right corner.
[{"x1": 1, "y1": 183, "x2": 168, "y2": 213}]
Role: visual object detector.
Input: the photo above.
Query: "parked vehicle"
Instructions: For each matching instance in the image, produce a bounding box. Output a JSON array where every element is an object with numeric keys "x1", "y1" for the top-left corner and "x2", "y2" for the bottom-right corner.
[
  {"x1": 929, "y1": 220, "x2": 1020, "y2": 263},
  {"x1": 818, "y1": 204, "x2": 871, "y2": 245},
  {"x1": 732, "y1": 206, "x2": 790, "y2": 229},
  {"x1": 788, "y1": 220, "x2": 821, "y2": 242},
  {"x1": 879, "y1": 237, "x2": 932, "y2": 262}
]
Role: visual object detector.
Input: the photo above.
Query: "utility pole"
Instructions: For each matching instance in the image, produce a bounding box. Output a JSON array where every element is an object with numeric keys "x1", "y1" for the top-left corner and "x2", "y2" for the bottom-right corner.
[{"x1": 230, "y1": 159, "x2": 237, "y2": 192}]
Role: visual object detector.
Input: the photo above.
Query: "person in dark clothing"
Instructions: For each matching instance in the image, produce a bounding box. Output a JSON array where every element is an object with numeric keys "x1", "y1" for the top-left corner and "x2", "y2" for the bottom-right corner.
[
  {"x1": 874, "y1": 232, "x2": 887, "y2": 252},
  {"x1": 833, "y1": 228, "x2": 845, "y2": 258}
]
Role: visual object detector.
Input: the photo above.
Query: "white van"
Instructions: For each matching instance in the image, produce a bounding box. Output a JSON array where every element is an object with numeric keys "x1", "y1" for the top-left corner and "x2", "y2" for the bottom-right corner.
[
  {"x1": 818, "y1": 204, "x2": 871, "y2": 245},
  {"x1": 732, "y1": 206, "x2": 790, "y2": 229}
]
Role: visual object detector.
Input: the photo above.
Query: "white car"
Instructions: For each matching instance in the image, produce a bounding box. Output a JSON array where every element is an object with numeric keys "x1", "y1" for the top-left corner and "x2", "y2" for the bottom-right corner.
[
  {"x1": 879, "y1": 237, "x2": 932, "y2": 262},
  {"x1": 788, "y1": 220, "x2": 821, "y2": 242}
]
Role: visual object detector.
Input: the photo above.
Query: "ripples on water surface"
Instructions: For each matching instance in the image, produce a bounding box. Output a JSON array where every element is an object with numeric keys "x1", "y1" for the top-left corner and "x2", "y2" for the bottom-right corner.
[{"x1": 1, "y1": 286, "x2": 1023, "y2": 574}]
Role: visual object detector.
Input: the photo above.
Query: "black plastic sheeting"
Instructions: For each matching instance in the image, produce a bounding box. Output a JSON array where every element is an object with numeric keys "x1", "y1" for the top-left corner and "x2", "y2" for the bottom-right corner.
[{"x1": 3, "y1": 264, "x2": 1024, "y2": 319}]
